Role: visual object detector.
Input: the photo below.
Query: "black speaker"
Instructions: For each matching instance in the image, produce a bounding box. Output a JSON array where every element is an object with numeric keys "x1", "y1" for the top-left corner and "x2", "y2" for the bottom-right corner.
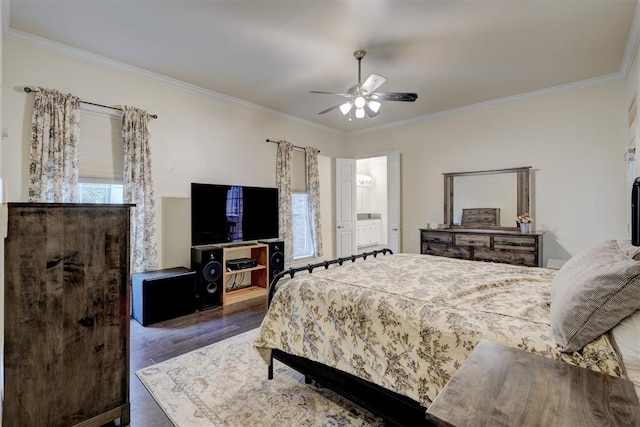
[
  {"x1": 131, "y1": 267, "x2": 196, "y2": 326},
  {"x1": 261, "y1": 240, "x2": 285, "y2": 284},
  {"x1": 191, "y1": 246, "x2": 224, "y2": 310}
]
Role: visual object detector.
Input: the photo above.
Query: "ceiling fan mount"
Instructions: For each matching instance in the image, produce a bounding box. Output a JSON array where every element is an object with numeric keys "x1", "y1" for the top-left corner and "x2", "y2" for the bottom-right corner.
[
  {"x1": 353, "y1": 49, "x2": 366, "y2": 61},
  {"x1": 310, "y1": 49, "x2": 418, "y2": 120}
]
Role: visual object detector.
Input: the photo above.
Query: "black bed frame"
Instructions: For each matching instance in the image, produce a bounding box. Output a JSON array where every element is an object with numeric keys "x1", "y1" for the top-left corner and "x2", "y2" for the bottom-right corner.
[{"x1": 266, "y1": 249, "x2": 433, "y2": 426}]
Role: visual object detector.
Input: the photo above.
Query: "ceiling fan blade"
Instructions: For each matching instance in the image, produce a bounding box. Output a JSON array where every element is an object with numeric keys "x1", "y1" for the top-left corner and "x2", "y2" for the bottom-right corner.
[
  {"x1": 372, "y1": 92, "x2": 418, "y2": 102},
  {"x1": 318, "y1": 104, "x2": 341, "y2": 115},
  {"x1": 309, "y1": 90, "x2": 350, "y2": 97},
  {"x1": 360, "y1": 74, "x2": 386, "y2": 94}
]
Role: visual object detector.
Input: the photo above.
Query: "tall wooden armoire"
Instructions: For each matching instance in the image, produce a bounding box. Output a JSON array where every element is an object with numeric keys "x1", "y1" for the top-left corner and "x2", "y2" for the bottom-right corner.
[{"x1": 4, "y1": 203, "x2": 131, "y2": 426}]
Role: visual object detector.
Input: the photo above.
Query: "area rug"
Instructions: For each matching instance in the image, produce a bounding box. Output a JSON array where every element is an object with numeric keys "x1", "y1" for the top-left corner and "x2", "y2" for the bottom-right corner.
[{"x1": 136, "y1": 329, "x2": 383, "y2": 426}]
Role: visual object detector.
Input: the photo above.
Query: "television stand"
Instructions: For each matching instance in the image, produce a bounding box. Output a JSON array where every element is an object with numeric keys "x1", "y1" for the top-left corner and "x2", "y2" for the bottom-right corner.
[{"x1": 221, "y1": 243, "x2": 269, "y2": 305}]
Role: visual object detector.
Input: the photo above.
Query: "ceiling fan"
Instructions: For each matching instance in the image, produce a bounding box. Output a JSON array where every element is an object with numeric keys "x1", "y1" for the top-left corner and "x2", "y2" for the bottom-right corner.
[{"x1": 310, "y1": 50, "x2": 418, "y2": 120}]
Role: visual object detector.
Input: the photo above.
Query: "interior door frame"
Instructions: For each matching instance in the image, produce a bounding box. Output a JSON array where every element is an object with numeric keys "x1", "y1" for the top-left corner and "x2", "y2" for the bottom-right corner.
[{"x1": 349, "y1": 150, "x2": 401, "y2": 253}]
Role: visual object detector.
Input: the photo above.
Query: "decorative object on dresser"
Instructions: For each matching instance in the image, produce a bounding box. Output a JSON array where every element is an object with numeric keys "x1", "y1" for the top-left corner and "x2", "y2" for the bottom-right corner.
[
  {"x1": 461, "y1": 207, "x2": 500, "y2": 227},
  {"x1": 426, "y1": 340, "x2": 640, "y2": 426},
  {"x1": 420, "y1": 228, "x2": 543, "y2": 266},
  {"x1": 4, "y1": 203, "x2": 132, "y2": 427},
  {"x1": 131, "y1": 267, "x2": 196, "y2": 326},
  {"x1": 516, "y1": 212, "x2": 534, "y2": 233}
]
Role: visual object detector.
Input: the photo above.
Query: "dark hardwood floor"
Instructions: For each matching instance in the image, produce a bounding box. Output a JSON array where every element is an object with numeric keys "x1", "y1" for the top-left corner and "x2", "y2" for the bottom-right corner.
[{"x1": 129, "y1": 295, "x2": 268, "y2": 426}]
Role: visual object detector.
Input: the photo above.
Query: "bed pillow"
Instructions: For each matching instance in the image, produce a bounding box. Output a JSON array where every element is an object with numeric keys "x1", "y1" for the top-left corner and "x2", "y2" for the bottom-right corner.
[
  {"x1": 616, "y1": 239, "x2": 640, "y2": 260},
  {"x1": 611, "y1": 310, "x2": 640, "y2": 395},
  {"x1": 551, "y1": 240, "x2": 640, "y2": 352}
]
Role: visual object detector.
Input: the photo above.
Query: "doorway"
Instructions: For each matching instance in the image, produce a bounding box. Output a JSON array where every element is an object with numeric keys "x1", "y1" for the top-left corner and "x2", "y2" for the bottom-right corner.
[
  {"x1": 335, "y1": 151, "x2": 400, "y2": 257},
  {"x1": 356, "y1": 156, "x2": 388, "y2": 252}
]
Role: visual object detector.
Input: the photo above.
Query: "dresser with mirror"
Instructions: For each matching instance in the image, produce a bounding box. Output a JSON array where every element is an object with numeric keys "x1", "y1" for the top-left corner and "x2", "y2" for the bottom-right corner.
[{"x1": 420, "y1": 166, "x2": 543, "y2": 267}]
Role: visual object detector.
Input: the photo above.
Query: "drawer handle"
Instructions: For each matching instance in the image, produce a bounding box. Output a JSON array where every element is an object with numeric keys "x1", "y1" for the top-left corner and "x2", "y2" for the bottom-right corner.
[{"x1": 79, "y1": 317, "x2": 95, "y2": 327}]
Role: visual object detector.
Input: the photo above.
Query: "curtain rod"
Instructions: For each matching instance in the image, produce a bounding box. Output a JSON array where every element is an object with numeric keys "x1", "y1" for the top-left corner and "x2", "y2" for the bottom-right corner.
[
  {"x1": 23, "y1": 87, "x2": 158, "y2": 119},
  {"x1": 265, "y1": 138, "x2": 319, "y2": 153}
]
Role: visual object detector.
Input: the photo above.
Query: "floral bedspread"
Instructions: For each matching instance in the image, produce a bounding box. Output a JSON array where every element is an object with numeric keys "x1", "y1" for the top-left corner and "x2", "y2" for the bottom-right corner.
[{"x1": 254, "y1": 253, "x2": 624, "y2": 407}]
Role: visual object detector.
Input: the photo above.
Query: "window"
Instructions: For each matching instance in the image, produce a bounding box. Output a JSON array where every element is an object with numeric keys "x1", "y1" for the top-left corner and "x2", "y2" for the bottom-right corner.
[
  {"x1": 78, "y1": 110, "x2": 124, "y2": 204},
  {"x1": 78, "y1": 182, "x2": 123, "y2": 204},
  {"x1": 292, "y1": 192, "x2": 314, "y2": 259}
]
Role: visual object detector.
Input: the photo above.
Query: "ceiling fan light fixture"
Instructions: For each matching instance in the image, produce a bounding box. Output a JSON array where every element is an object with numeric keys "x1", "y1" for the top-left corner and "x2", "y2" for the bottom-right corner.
[
  {"x1": 368, "y1": 100, "x2": 381, "y2": 113},
  {"x1": 310, "y1": 49, "x2": 417, "y2": 121},
  {"x1": 339, "y1": 102, "x2": 353, "y2": 115}
]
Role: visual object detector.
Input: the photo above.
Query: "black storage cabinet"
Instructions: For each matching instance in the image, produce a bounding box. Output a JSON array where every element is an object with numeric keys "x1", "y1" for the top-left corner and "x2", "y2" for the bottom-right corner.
[{"x1": 132, "y1": 267, "x2": 196, "y2": 326}]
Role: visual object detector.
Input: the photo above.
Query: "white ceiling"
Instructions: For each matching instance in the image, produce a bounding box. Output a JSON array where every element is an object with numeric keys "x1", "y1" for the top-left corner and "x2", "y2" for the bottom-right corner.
[{"x1": 5, "y1": 0, "x2": 639, "y2": 133}]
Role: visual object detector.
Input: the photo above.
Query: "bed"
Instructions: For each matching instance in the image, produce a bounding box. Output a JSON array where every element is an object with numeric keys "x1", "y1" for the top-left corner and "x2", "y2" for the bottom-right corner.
[{"x1": 253, "y1": 241, "x2": 640, "y2": 426}]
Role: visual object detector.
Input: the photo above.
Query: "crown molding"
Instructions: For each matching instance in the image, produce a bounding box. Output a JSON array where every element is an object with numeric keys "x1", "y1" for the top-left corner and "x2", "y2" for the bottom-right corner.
[
  {"x1": 3, "y1": 26, "x2": 343, "y2": 135},
  {"x1": 351, "y1": 72, "x2": 624, "y2": 135},
  {"x1": 3, "y1": 0, "x2": 636, "y2": 137},
  {"x1": 621, "y1": 0, "x2": 640, "y2": 77}
]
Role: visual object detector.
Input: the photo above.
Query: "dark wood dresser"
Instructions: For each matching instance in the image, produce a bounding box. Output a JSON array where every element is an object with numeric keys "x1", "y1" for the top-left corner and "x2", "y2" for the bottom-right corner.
[
  {"x1": 4, "y1": 203, "x2": 132, "y2": 426},
  {"x1": 420, "y1": 228, "x2": 543, "y2": 267}
]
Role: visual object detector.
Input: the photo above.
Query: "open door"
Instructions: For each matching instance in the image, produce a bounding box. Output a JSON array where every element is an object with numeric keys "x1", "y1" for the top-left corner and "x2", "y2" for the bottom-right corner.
[
  {"x1": 387, "y1": 151, "x2": 401, "y2": 253},
  {"x1": 335, "y1": 158, "x2": 357, "y2": 257}
]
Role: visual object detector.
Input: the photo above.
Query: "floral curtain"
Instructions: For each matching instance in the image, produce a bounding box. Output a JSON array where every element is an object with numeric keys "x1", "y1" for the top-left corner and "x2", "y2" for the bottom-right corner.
[
  {"x1": 276, "y1": 140, "x2": 294, "y2": 263},
  {"x1": 305, "y1": 146, "x2": 323, "y2": 257},
  {"x1": 28, "y1": 87, "x2": 80, "y2": 202},
  {"x1": 122, "y1": 105, "x2": 158, "y2": 273}
]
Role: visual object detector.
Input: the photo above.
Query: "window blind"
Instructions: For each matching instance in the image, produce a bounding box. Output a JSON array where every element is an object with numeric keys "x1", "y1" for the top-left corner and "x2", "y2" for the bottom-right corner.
[
  {"x1": 292, "y1": 150, "x2": 306, "y2": 192},
  {"x1": 78, "y1": 112, "x2": 123, "y2": 182}
]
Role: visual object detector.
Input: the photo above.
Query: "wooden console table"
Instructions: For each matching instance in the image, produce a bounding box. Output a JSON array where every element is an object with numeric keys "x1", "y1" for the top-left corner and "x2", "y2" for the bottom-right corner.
[
  {"x1": 426, "y1": 340, "x2": 640, "y2": 426},
  {"x1": 420, "y1": 228, "x2": 543, "y2": 267}
]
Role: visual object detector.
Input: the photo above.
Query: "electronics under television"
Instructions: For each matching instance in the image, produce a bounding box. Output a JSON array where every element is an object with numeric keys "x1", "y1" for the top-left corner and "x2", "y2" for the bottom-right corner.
[{"x1": 191, "y1": 183, "x2": 279, "y2": 246}]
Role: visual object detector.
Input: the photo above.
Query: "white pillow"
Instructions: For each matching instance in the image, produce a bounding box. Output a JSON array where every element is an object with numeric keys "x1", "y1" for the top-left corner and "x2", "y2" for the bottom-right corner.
[
  {"x1": 611, "y1": 310, "x2": 640, "y2": 398},
  {"x1": 616, "y1": 239, "x2": 640, "y2": 260}
]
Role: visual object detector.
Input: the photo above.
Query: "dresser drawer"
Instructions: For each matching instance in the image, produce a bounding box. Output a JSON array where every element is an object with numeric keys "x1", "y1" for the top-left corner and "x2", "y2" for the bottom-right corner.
[
  {"x1": 421, "y1": 230, "x2": 453, "y2": 244},
  {"x1": 424, "y1": 243, "x2": 472, "y2": 260},
  {"x1": 494, "y1": 235, "x2": 537, "y2": 252},
  {"x1": 455, "y1": 234, "x2": 490, "y2": 247},
  {"x1": 474, "y1": 248, "x2": 537, "y2": 267}
]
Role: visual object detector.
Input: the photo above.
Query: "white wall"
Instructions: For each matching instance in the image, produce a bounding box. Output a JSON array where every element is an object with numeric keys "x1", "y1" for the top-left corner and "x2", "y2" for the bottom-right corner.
[
  {"x1": 2, "y1": 38, "x2": 345, "y2": 266},
  {"x1": 2, "y1": 37, "x2": 632, "y2": 269},
  {"x1": 625, "y1": 29, "x2": 640, "y2": 209},
  {"x1": 345, "y1": 81, "x2": 629, "y2": 265}
]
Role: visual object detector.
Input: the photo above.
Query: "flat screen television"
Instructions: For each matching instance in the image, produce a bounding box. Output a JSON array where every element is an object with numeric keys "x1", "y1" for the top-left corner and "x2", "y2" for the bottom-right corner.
[{"x1": 191, "y1": 183, "x2": 279, "y2": 246}]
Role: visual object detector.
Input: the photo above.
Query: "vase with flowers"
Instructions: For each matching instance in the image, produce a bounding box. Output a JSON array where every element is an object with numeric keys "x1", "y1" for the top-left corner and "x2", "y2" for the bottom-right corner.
[{"x1": 516, "y1": 213, "x2": 533, "y2": 233}]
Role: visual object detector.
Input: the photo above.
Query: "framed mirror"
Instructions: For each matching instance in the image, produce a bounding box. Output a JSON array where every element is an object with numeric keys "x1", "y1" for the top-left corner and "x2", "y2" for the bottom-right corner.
[{"x1": 443, "y1": 166, "x2": 531, "y2": 230}]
